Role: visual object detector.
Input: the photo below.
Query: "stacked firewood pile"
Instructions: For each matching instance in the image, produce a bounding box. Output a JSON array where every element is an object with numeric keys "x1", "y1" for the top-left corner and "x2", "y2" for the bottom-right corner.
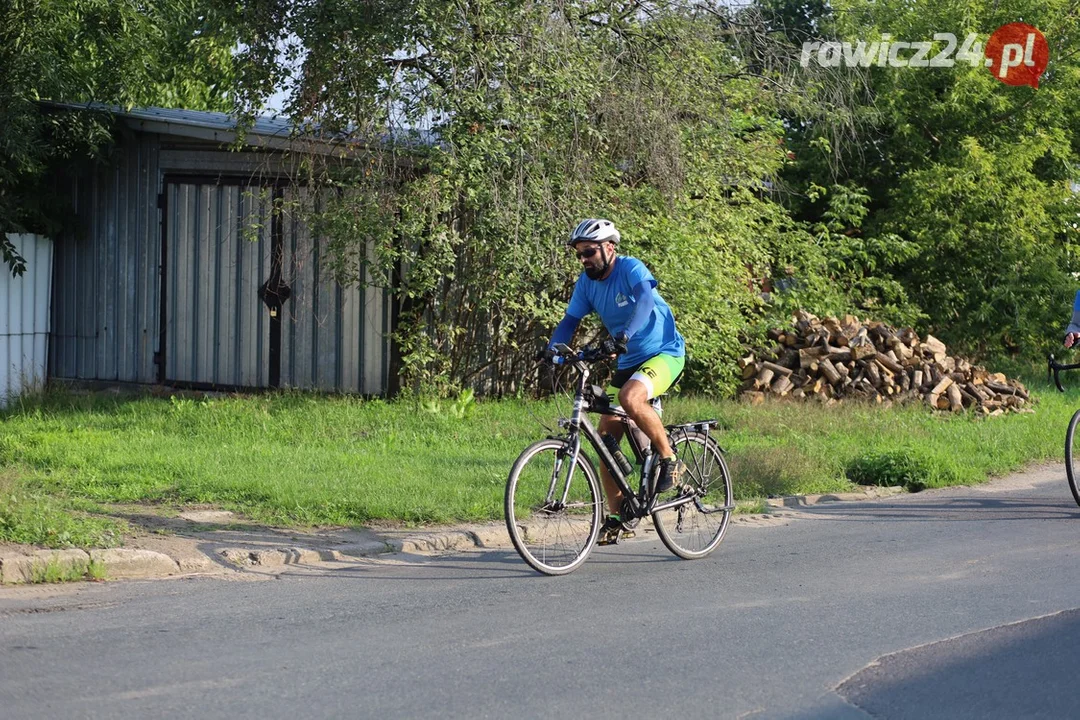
[{"x1": 739, "y1": 311, "x2": 1032, "y2": 415}]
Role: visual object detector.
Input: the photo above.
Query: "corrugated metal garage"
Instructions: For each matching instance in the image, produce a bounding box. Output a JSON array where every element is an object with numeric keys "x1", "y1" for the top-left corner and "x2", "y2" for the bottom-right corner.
[{"x1": 45, "y1": 103, "x2": 391, "y2": 394}]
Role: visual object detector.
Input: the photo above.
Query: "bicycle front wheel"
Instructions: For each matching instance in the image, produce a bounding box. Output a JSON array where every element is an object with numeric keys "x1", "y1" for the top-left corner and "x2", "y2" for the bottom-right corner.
[
  {"x1": 505, "y1": 439, "x2": 604, "y2": 575},
  {"x1": 1065, "y1": 409, "x2": 1080, "y2": 507},
  {"x1": 652, "y1": 431, "x2": 733, "y2": 559}
]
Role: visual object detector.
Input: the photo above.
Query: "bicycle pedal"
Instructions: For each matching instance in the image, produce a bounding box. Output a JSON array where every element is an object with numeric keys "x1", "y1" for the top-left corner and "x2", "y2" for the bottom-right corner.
[{"x1": 597, "y1": 528, "x2": 635, "y2": 546}]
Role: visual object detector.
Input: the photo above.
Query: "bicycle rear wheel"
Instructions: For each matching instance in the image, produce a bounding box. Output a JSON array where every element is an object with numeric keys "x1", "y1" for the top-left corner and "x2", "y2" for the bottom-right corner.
[
  {"x1": 505, "y1": 439, "x2": 604, "y2": 575},
  {"x1": 1065, "y1": 409, "x2": 1080, "y2": 507},
  {"x1": 652, "y1": 431, "x2": 733, "y2": 559}
]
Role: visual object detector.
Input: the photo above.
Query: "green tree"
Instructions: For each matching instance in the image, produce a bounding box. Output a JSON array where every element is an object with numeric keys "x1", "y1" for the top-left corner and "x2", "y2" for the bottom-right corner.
[
  {"x1": 230, "y1": 0, "x2": 818, "y2": 395},
  {"x1": 0, "y1": 0, "x2": 239, "y2": 274},
  {"x1": 775, "y1": 0, "x2": 1080, "y2": 357}
]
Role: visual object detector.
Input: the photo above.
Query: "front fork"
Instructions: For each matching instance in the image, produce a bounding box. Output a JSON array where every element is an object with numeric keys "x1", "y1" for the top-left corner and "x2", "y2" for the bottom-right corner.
[{"x1": 550, "y1": 394, "x2": 588, "y2": 507}]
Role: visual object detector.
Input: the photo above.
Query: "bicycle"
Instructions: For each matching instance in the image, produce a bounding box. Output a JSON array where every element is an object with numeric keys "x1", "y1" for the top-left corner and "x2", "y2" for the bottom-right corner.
[
  {"x1": 1049, "y1": 354, "x2": 1080, "y2": 507},
  {"x1": 504, "y1": 343, "x2": 734, "y2": 575}
]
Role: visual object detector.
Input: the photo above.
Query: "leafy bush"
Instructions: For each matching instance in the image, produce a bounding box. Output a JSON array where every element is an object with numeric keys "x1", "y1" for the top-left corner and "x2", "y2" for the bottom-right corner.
[{"x1": 844, "y1": 448, "x2": 959, "y2": 492}]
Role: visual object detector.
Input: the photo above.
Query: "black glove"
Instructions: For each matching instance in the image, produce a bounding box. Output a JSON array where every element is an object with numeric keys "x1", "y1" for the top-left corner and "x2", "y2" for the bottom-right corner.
[
  {"x1": 535, "y1": 347, "x2": 556, "y2": 362},
  {"x1": 599, "y1": 333, "x2": 629, "y2": 357}
]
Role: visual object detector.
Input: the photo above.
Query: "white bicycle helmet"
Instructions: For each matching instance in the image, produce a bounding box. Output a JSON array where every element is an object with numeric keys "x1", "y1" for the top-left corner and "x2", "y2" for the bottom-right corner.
[{"x1": 569, "y1": 218, "x2": 620, "y2": 246}]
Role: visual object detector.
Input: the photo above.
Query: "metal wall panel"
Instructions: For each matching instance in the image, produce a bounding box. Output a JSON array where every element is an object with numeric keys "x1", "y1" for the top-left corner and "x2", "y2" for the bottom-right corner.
[
  {"x1": 1, "y1": 234, "x2": 53, "y2": 407},
  {"x1": 164, "y1": 183, "x2": 271, "y2": 387},
  {"x1": 50, "y1": 132, "x2": 161, "y2": 383},
  {"x1": 280, "y1": 187, "x2": 389, "y2": 394}
]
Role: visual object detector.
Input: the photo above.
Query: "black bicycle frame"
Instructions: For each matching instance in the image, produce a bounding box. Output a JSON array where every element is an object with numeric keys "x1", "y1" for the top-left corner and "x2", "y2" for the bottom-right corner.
[{"x1": 559, "y1": 353, "x2": 696, "y2": 520}]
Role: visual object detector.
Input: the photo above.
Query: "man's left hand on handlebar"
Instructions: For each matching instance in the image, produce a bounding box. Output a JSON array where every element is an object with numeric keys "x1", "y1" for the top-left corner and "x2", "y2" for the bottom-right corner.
[{"x1": 1067, "y1": 332, "x2": 1080, "y2": 349}]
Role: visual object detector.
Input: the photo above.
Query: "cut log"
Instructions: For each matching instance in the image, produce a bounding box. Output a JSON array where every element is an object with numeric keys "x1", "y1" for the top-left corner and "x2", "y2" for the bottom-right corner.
[
  {"x1": 772, "y1": 376, "x2": 794, "y2": 396},
  {"x1": 850, "y1": 338, "x2": 876, "y2": 360},
  {"x1": 923, "y1": 334, "x2": 947, "y2": 357},
  {"x1": 985, "y1": 381, "x2": 1015, "y2": 396},
  {"x1": 930, "y1": 376, "x2": 953, "y2": 395},
  {"x1": 827, "y1": 348, "x2": 853, "y2": 363},
  {"x1": 865, "y1": 359, "x2": 882, "y2": 386},
  {"x1": 946, "y1": 383, "x2": 963, "y2": 412},
  {"x1": 761, "y1": 360, "x2": 794, "y2": 377},
  {"x1": 799, "y1": 347, "x2": 826, "y2": 368},
  {"x1": 820, "y1": 358, "x2": 842, "y2": 385}
]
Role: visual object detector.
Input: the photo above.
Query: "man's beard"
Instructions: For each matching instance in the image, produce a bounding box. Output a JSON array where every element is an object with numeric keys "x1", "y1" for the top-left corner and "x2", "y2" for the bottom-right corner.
[{"x1": 584, "y1": 251, "x2": 610, "y2": 280}]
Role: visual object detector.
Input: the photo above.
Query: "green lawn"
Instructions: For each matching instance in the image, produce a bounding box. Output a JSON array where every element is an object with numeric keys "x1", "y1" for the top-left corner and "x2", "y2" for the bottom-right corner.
[{"x1": 1, "y1": 372, "x2": 1076, "y2": 548}]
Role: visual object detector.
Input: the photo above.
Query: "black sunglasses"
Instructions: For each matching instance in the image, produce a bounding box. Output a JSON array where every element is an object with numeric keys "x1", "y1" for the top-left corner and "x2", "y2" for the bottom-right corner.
[{"x1": 575, "y1": 245, "x2": 604, "y2": 260}]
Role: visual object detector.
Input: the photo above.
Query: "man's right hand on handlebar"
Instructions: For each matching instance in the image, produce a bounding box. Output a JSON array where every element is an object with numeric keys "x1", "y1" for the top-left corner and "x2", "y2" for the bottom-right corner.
[
  {"x1": 1067, "y1": 332, "x2": 1080, "y2": 349},
  {"x1": 598, "y1": 332, "x2": 628, "y2": 359}
]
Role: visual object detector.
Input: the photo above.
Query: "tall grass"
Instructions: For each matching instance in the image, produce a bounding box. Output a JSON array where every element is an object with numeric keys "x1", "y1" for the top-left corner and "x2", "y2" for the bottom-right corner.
[{"x1": 0, "y1": 370, "x2": 1075, "y2": 545}]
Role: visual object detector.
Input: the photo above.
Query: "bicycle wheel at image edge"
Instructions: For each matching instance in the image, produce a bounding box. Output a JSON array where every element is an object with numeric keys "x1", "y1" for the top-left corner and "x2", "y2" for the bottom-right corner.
[
  {"x1": 1065, "y1": 409, "x2": 1080, "y2": 507},
  {"x1": 505, "y1": 439, "x2": 604, "y2": 575},
  {"x1": 652, "y1": 432, "x2": 733, "y2": 559}
]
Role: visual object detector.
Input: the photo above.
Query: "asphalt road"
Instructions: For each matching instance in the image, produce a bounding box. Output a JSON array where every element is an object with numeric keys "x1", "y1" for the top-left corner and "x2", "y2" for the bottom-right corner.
[{"x1": 3, "y1": 464, "x2": 1079, "y2": 719}]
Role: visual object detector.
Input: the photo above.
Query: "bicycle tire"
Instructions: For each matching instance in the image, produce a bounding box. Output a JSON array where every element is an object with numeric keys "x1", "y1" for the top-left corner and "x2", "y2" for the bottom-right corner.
[
  {"x1": 505, "y1": 439, "x2": 604, "y2": 575},
  {"x1": 652, "y1": 431, "x2": 733, "y2": 559},
  {"x1": 1066, "y1": 409, "x2": 1080, "y2": 507}
]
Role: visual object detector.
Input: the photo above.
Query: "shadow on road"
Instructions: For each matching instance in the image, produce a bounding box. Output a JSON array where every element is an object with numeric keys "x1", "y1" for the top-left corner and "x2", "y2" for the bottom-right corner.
[
  {"x1": 795, "y1": 494, "x2": 1080, "y2": 524},
  {"x1": 831, "y1": 608, "x2": 1080, "y2": 719}
]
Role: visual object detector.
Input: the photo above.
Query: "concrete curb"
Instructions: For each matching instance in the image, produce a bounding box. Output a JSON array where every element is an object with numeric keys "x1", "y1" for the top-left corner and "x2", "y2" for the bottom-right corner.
[
  {"x1": 217, "y1": 539, "x2": 392, "y2": 568},
  {"x1": 0, "y1": 549, "x2": 94, "y2": 584},
  {"x1": 88, "y1": 549, "x2": 181, "y2": 578},
  {"x1": 0, "y1": 486, "x2": 907, "y2": 584}
]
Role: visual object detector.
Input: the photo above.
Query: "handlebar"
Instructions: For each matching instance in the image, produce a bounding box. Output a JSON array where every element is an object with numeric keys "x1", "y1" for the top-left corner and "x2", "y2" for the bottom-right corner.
[
  {"x1": 545, "y1": 343, "x2": 611, "y2": 366},
  {"x1": 1048, "y1": 354, "x2": 1080, "y2": 392}
]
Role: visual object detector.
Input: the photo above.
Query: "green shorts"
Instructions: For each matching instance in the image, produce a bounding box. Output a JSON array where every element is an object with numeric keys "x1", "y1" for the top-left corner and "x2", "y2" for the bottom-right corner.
[{"x1": 605, "y1": 353, "x2": 685, "y2": 405}]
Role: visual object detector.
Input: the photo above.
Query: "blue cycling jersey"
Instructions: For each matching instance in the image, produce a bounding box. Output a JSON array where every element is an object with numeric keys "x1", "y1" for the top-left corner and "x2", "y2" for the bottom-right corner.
[{"x1": 564, "y1": 256, "x2": 684, "y2": 370}]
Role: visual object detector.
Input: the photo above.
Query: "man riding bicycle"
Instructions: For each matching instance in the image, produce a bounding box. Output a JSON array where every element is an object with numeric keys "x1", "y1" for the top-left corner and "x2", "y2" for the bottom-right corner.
[{"x1": 547, "y1": 218, "x2": 687, "y2": 543}]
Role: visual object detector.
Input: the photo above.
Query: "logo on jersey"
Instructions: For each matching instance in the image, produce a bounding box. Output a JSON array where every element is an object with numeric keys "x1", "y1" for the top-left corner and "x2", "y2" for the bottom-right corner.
[{"x1": 615, "y1": 292, "x2": 630, "y2": 307}]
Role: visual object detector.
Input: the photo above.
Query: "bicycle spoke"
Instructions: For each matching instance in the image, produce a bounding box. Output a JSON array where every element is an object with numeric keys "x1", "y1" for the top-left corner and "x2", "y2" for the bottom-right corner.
[
  {"x1": 506, "y1": 440, "x2": 602, "y2": 575},
  {"x1": 652, "y1": 432, "x2": 732, "y2": 559}
]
